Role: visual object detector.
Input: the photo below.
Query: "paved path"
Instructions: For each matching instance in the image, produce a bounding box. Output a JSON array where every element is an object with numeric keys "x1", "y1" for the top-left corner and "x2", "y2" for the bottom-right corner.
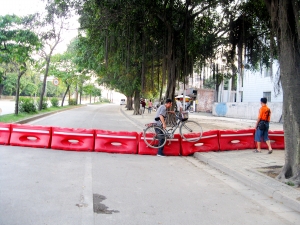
[
  {"x1": 120, "y1": 106, "x2": 300, "y2": 216},
  {"x1": 1, "y1": 104, "x2": 299, "y2": 224}
]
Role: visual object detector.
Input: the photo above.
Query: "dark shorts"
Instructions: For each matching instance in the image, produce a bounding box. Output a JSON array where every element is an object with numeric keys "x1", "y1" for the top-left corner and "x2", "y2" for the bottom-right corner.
[{"x1": 254, "y1": 122, "x2": 270, "y2": 142}]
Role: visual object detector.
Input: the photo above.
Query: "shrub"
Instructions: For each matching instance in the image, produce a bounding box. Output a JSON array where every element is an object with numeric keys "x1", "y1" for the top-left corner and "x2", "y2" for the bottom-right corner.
[
  {"x1": 68, "y1": 99, "x2": 77, "y2": 105},
  {"x1": 19, "y1": 97, "x2": 36, "y2": 113},
  {"x1": 50, "y1": 97, "x2": 59, "y2": 107},
  {"x1": 101, "y1": 98, "x2": 110, "y2": 103},
  {"x1": 36, "y1": 97, "x2": 48, "y2": 110}
]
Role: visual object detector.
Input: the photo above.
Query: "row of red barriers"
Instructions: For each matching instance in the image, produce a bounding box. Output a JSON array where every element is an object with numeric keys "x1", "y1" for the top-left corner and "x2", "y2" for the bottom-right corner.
[{"x1": 0, "y1": 123, "x2": 285, "y2": 156}]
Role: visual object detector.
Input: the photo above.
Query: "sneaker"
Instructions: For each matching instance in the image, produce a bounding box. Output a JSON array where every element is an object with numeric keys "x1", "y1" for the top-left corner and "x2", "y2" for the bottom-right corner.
[{"x1": 157, "y1": 154, "x2": 166, "y2": 157}]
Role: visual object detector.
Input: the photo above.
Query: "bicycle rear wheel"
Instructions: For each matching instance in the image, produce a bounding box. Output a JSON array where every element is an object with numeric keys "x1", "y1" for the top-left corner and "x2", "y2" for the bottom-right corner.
[
  {"x1": 180, "y1": 120, "x2": 203, "y2": 142},
  {"x1": 143, "y1": 126, "x2": 167, "y2": 148}
]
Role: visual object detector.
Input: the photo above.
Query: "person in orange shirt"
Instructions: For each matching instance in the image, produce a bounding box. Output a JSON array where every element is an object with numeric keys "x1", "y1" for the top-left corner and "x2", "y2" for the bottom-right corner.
[{"x1": 254, "y1": 97, "x2": 272, "y2": 154}]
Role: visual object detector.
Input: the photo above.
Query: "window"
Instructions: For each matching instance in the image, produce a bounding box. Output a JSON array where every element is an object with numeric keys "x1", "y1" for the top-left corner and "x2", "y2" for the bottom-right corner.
[
  {"x1": 263, "y1": 92, "x2": 271, "y2": 102},
  {"x1": 264, "y1": 67, "x2": 271, "y2": 77}
]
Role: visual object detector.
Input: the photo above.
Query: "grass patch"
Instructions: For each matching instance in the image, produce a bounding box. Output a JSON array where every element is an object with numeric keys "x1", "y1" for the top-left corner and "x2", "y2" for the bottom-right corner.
[{"x1": 0, "y1": 105, "x2": 76, "y2": 123}]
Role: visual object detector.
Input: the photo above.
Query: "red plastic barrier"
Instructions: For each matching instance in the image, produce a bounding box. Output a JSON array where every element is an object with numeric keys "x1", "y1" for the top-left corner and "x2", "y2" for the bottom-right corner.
[
  {"x1": 260, "y1": 130, "x2": 285, "y2": 149},
  {"x1": 95, "y1": 130, "x2": 138, "y2": 154},
  {"x1": 0, "y1": 123, "x2": 11, "y2": 145},
  {"x1": 181, "y1": 130, "x2": 219, "y2": 156},
  {"x1": 138, "y1": 133, "x2": 181, "y2": 156},
  {"x1": 51, "y1": 127, "x2": 95, "y2": 151},
  {"x1": 10, "y1": 124, "x2": 51, "y2": 148},
  {"x1": 219, "y1": 129, "x2": 255, "y2": 151}
]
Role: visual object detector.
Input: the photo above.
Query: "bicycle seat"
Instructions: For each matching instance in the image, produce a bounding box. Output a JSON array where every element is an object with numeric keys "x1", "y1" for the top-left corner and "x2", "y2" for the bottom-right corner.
[{"x1": 145, "y1": 123, "x2": 157, "y2": 127}]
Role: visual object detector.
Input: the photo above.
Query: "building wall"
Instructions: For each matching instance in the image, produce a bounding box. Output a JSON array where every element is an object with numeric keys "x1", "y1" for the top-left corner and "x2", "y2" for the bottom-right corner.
[
  {"x1": 243, "y1": 63, "x2": 283, "y2": 103},
  {"x1": 212, "y1": 102, "x2": 282, "y2": 122}
]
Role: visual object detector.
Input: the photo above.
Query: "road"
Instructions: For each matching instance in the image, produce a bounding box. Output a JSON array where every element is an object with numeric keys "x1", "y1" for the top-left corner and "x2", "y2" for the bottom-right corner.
[{"x1": 0, "y1": 104, "x2": 297, "y2": 225}]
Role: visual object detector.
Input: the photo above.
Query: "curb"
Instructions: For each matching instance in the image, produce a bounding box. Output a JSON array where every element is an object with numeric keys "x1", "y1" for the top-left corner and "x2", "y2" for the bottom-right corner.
[
  {"x1": 194, "y1": 152, "x2": 300, "y2": 213},
  {"x1": 119, "y1": 108, "x2": 145, "y2": 129}
]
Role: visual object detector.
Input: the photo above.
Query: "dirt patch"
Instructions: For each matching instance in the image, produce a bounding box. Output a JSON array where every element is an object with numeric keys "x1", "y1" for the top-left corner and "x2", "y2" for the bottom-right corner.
[{"x1": 258, "y1": 166, "x2": 300, "y2": 191}]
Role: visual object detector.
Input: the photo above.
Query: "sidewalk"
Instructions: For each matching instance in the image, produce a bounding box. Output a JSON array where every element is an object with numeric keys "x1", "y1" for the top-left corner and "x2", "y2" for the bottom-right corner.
[{"x1": 120, "y1": 106, "x2": 300, "y2": 213}]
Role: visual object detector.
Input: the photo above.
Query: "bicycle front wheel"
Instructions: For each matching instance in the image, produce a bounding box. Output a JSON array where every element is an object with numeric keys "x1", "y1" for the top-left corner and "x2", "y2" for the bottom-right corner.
[
  {"x1": 180, "y1": 120, "x2": 203, "y2": 142},
  {"x1": 143, "y1": 126, "x2": 167, "y2": 148}
]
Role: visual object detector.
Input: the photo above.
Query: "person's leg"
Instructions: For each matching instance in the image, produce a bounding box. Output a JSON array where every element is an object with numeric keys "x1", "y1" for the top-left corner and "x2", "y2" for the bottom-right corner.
[
  {"x1": 155, "y1": 128, "x2": 165, "y2": 156},
  {"x1": 254, "y1": 129, "x2": 262, "y2": 152},
  {"x1": 266, "y1": 140, "x2": 272, "y2": 151},
  {"x1": 256, "y1": 141, "x2": 261, "y2": 152},
  {"x1": 264, "y1": 125, "x2": 272, "y2": 153}
]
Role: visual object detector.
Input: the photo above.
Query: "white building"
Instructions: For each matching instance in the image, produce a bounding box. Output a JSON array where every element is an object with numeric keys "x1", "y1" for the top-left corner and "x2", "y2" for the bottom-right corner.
[
  {"x1": 242, "y1": 63, "x2": 283, "y2": 103},
  {"x1": 213, "y1": 61, "x2": 283, "y2": 122}
]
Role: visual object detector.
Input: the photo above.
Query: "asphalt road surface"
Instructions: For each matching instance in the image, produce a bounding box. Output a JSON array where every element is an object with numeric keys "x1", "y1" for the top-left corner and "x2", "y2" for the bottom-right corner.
[{"x1": 0, "y1": 104, "x2": 297, "y2": 225}]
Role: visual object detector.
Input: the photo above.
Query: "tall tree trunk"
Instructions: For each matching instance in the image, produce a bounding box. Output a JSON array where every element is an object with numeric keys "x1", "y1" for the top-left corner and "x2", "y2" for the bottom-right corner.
[
  {"x1": 265, "y1": 0, "x2": 300, "y2": 185},
  {"x1": 126, "y1": 94, "x2": 134, "y2": 110},
  {"x1": 133, "y1": 91, "x2": 140, "y2": 115},
  {"x1": 14, "y1": 65, "x2": 26, "y2": 115},
  {"x1": 165, "y1": 25, "x2": 176, "y2": 101},
  {"x1": 61, "y1": 84, "x2": 70, "y2": 107},
  {"x1": 39, "y1": 57, "x2": 50, "y2": 110},
  {"x1": 14, "y1": 73, "x2": 22, "y2": 115}
]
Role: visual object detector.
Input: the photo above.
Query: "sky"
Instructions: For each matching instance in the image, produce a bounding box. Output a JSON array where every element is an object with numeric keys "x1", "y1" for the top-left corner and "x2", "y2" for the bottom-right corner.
[
  {"x1": 0, "y1": 0, "x2": 79, "y2": 53},
  {"x1": 0, "y1": 0, "x2": 46, "y2": 16}
]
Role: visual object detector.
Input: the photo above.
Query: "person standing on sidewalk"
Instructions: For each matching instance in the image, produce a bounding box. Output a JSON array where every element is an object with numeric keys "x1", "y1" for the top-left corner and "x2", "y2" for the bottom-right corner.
[
  {"x1": 254, "y1": 97, "x2": 272, "y2": 154},
  {"x1": 175, "y1": 98, "x2": 183, "y2": 113},
  {"x1": 154, "y1": 98, "x2": 173, "y2": 157},
  {"x1": 140, "y1": 98, "x2": 146, "y2": 114},
  {"x1": 148, "y1": 99, "x2": 153, "y2": 113}
]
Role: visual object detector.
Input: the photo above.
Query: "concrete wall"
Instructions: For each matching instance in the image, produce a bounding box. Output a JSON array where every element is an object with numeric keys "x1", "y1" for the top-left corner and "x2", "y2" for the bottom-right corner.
[
  {"x1": 212, "y1": 102, "x2": 283, "y2": 122},
  {"x1": 196, "y1": 89, "x2": 214, "y2": 112}
]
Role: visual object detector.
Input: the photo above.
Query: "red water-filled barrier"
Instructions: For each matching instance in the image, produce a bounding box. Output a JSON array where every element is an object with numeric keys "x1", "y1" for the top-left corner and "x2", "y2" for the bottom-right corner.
[
  {"x1": 181, "y1": 130, "x2": 219, "y2": 156},
  {"x1": 219, "y1": 129, "x2": 255, "y2": 151},
  {"x1": 260, "y1": 130, "x2": 285, "y2": 149},
  {"x1": 138, "y1": 132, "x2": 158, "y2": 155},
  {"x1": 0, "y1": 123, "x2": 11, "y2": 145},
  {"x1": 94, "y1": 130, "x2": 138, "y2": 154},
  {"x1": 138, "y1": 133, "x2": 181, "y2": 156},
  {"x1": 160, "y1": 134, "x2": 181, "y2": 156},
  {"x1": 51, "y1": 127, "x2": 95, "y2": 151},
  {"x1": 9, "y1": 124, "x2": 51, "y2": 148}
]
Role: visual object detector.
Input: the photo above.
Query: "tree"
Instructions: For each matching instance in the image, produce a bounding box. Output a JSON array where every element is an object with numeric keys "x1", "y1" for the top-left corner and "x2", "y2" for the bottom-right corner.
[
  {"x1": 49, "y1": 52, "x2": 78, "y2": 106},
  {"x1": 82, "y1": 84, "x2": 101, "y2": 103},
  {"x1": 0, "y1": 15, "x2": 40, "y2": 114},
  {"x1": 263, "y1": 0, "x2": 300, "y2": 186},
  {"x1": 35, "y1": 0, "x2": 74, "y2": 110}
]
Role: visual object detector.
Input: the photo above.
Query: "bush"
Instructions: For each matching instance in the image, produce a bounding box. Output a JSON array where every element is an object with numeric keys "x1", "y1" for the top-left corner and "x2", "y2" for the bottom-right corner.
[
  {"x1": 19, "y1": 97, "x2": 37, "y2": 113},
  {"x1": 36, "y1": 97, "x2": 48, "y2": 110},
  {"x1": 50, "y1": 97, "x2": 59, "y2": 107},
  {"x1": 68, "y1": 99, "x2": 77, "y2": 105},
  {"x1": 101, "y1": 98, "x2": 110, "y2": 103}
]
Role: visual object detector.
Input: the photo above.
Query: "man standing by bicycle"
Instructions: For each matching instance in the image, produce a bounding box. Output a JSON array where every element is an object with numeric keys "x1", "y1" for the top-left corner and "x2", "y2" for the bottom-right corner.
[
  {"x1": 154, "y1": 98, "x2": 173, "y2": 157},
  {"x1": 175, "y1": 98, "x2": 183, "y2": 113}
]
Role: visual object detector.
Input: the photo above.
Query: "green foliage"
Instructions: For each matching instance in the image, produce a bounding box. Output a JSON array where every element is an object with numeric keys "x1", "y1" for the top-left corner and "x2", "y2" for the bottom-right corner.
[
  {"x1": 50, "y1": 97, "x2": 59, "y2": 107},
  {"x1": 101, "y1": 98, "x2": 110, "y2": 103},
  {"x1": 285, "y1": 181, "x2": 295, "y2": 186},
  {"x1": 203, "y1": 76, "x2": 216, "y2": 90},
  {"x1": 36, "y1": 97, "x2": 48, "y2": 110},
  {"x1": 68, "y1": 98, "x2": 77, "y2": 105},
  {"x1": 19, "y1": 97, "x2": 37, "y2": 113}
]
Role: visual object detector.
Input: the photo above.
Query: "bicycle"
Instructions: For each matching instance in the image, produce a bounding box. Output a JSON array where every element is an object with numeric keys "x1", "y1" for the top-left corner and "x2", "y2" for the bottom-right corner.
[{"x1": 143, "y1": 111, "x2": 203, "y2": 148}]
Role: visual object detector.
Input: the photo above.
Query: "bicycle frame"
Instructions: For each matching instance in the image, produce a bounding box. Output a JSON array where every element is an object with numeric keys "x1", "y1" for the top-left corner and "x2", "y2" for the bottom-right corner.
[{"x1": 163, "y1": 112, "x2": 188, "y2": 139}]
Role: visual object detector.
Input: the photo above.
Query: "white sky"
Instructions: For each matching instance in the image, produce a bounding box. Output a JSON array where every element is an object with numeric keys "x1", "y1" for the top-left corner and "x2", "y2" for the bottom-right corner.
[
  {"x1": 0, "y1": 0, "x2": 46, "y2": 16},
  {"x1": 0, "y1": 0, "x2": 79, "y2": 53}
]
